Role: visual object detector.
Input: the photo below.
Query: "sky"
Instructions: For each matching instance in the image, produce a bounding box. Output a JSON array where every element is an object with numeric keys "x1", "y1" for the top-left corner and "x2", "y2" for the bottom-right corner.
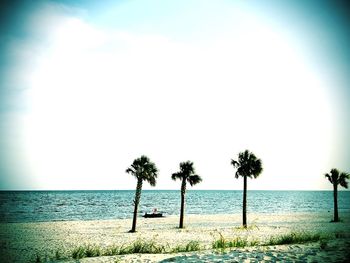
[{"x1": 0, "y1": 0, "x2": 349, "y2": 190}]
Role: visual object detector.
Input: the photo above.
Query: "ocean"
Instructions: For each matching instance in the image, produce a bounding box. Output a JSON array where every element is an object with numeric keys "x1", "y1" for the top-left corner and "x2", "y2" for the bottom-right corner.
[{"x1": 0, "y1": 190, "x2": 349, "y2": 223}]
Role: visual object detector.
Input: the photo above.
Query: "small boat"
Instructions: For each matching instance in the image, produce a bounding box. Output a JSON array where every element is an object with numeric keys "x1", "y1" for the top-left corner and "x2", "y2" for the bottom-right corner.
[{"x1": 143, "y1": 212, "x2": 164, "y2": 218}]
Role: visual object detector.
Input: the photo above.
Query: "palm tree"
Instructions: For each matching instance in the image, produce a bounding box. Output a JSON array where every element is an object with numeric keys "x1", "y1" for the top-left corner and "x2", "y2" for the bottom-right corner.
[
  {"x1": 126, "y1": 155, "x2": 158, "y2": 232},
  {"x1": 171, "y1": 161, "x2": 202, "y2": 228},
  {"x1": 325, "y1": 168, "x2": 349, "y2": 222},
  {"x1": 231, "y1": 150, "x2": 263, "y2": 228}
]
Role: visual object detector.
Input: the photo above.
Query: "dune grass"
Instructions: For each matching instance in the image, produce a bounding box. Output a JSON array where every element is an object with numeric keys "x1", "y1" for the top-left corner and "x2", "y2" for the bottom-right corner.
[
  {"x1": 212, "y1": 232, "x2": 258, "y2": 250},
  {"x1": 34, "y1": 253, "x2": 43, "y2": 263},
  {"x1": 71, "y1": 244, "x2": 102, "y2": 259},
  {"x1": 31, "y1": 251, "x2": 67, "y2": 263},
  {"x1": 212, "y1": 231, "x2": 332, "y2": 251},
  {"x1": 124, "y1": 239, "x2": 167, "y2": 254},
  {"x1": 30, "y1": 231, "x2": 342, "y2": 262},
  {"x1": 265, "y1": 231, "x2": 326, "y2": 246},
  {"x1": 70, "y1": 240, "x2": 165, "y2": 259},
  {"x1": 171, "y1": 240, "x2": 201, "y2": 253},
  {"x1": 67, "y1": 239, "x2": 202, "y2": 260}
]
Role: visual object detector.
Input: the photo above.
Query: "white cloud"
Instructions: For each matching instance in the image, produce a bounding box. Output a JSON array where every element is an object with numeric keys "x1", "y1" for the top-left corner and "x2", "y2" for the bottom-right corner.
[{"x1": 8, "y1": 3, "x2": 339, "y2": 190}]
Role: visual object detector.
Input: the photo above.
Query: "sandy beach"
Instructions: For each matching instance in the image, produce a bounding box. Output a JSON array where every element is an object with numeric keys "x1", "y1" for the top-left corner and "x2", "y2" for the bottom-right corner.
[{"x1": 1, "y1": 212, "x2": 349, "y2": 262}]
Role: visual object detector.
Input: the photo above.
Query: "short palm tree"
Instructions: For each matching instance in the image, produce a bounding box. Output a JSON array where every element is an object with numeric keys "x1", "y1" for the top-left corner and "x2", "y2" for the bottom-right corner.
[
  {"x1": 325, "y1": 168, "x2": 349, "y2": 222},
  {"x1": 171, "y1": 161, "x2": 202, "y2": 228},
  {"x1": 126, "y1": 155, "x2": 158, "y2": 232},
  {"x1": 231, "y1": 150, "x2": 263, "y2": 228}
]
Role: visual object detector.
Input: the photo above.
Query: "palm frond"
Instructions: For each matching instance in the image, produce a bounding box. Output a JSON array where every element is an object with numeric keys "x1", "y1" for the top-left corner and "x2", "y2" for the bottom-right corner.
[
  {"x1": 188, "y1": 174, "x2": 202, "y2": 186},
  {"x1": 126, "y1": 155, "x2": 158, "y2": 186},
  {"x1": 324, "y1": 169, "x2": 349, "y2": 188},
  {"x1": 146, "y1": 175, "x2": 157, "y2": 187},
  {"x1": 339, "y1": 172, "x2": 349, "y2": 189},
  {"x1": 171, "y1": 172, "x2": 183, "y2": 181},
  {"x1": 330, "y1": 168, "x2": 339, "y2": 175},
  {"x1": 324, "y1": 173, "x2": 333, "y2": 184},
  {"x1": 172, "y1": 161, "x2": 201, "y2": 188},
  {"x1": 231, "y1": 150, "x2": 263, "y2": 179},
  {"x1": 144, "y1": 161, "x2": 158, "y2": 186},
  {"x1": 330, "y1": 168, "x2": 339, "y2": 184},
  {"x1": 235, "y1": 171, "x2": 240, "y2": 179},
  {"x1": 180, "y1": 161, "x2": 195, "y2": 175},
  {"x1": 126, "y1": 167, "x2": 135, "y2": 175},
  {"x1": 251, "y1": 159, "x2": 263, "y2": 178},
  {"x1": 231, "y1": 159, "x2": 239, "y2": 168}
]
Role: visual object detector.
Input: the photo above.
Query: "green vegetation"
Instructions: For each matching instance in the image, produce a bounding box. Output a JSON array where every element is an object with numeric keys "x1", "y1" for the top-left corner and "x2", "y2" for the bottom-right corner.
[
  {"x1": 68, "y1": 239, "x2": 202, "y2": 260},
  {"x1": 231, "y1": 150, "x2": 263, "y2": 228},
  {"x1": 71, "y1": 244, "x2": 102, "y2": 259},
  {"x1": 265, "y1": 232, "x2": 324, "y2": 246},
  {"x1": 319, "y1": 239, "x2": 328, "y2": 250},
  {"x1": 126, "y1": 155, "x2": 159, "y2": 232},
  {"x1": 54, "y1": 249, "x2": 64, "y2": 260},
  {"x1": 124, "y1": 239, "x2": 166, "y2": 254},
  {"x1": 70, "y1": 240, "x2": 166, "y2": 259},
  {"x1": 30, "y1": 231, "x2": 346, "y2": 262},
  {"x1": 171, "y1": 241, "x2": 201, "y2": 252},
  {"x1": 335, "y1": 232, "x2": 347, "y2": 239},
  {"x1": 171, "y1": 161, "x2": 202, "y2": 229},
  {"x1": 31, "y1": 250, "x2": 66, "y2": 263},
  {"x1": 34, "y1": 253, "x2": 43, "y2": 263},
  {"x1": 212, "y1": 232, "x2": 256, "y2": 250},
  {"x1": 212, "y1": 231, "x2": 333, "y2": 251},
  {"x1": 324, "y1": 168, "x2": 349, "y2": 222},
  {"x1": 104, "y1": 244, "x2": 122, "y2": 256},
  {"x1": 29, "y1": 239, "x2": 203, "y2": 262}
]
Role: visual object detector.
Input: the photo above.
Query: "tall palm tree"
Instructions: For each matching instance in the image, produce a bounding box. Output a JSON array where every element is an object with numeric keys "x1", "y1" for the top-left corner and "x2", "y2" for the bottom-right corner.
[
  {"x1": 171, "y1": 161, "x2": 202, "y2": 229},
  {"x1": 231, "y1": 150, "x2": 263, "y2": 228},
  {"x1": 325, "y1": 168, "x2": 349, "y2": 222},
  {"x1": 126, "y1": 155, "x2": 158, "y2": 232}
]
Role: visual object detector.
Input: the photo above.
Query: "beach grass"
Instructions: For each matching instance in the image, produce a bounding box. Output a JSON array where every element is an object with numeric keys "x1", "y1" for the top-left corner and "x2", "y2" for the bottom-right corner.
[
  {"x1": 31, "y1": 251, "x2": 67, "y2": 263},
  {"x1": 34, "y1": 253, "x2": 43, "y2": 263},
  {"x1": 63, "y1": 239, "x2": 202, "y2": 260},
  {"x1": 265, "y1": 231, "x2": 326, "y2": 246},
  {"x1": 29, "y1": 239, "x2": 203, "y2": 262},
  {"x1": 212, "y1": 232, "x2": 257, "y2": 250},
  {"x1": 126, "y1": 239, "x2": 167, "y2": 254},
  {"x1": 70, "y1": 240, "x2": 166, "y2": 259},
  {"x1": 171, "y1": 240, "x2": 201, "y2": 253},
  {"x1": 211, "y1": 231, "x2": 333, "y2": 251},
  {"x1": 29, "y1": 231, "x2": 342, "y2": 262},
  {"x1": 319, "y1": 239, "x2": 328, "y2": 250},
  {"x1": 72, "y1": 244, "x2": 102, "y2": 259}
]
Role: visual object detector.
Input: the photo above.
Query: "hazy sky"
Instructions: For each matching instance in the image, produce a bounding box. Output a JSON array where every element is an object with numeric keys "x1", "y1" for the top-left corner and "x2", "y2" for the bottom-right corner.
[{"x1": 0, "y1": 0, "x2": 349, "y2": 190}]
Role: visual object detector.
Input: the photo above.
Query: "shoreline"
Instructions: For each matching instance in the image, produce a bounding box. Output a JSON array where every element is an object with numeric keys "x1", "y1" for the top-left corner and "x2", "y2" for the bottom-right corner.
[
  {"x1": 1, "y1": 212, "x2": 349, "y2": 262},
  {"x1": 2, "y1": 210, "x2": 348, "y2": 224}
]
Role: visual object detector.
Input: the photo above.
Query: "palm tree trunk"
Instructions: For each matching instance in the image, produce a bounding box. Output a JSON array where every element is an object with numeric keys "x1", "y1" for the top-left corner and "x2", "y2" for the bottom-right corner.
[
  {"x1": 333, "y1": 183, "x2": 339, "y2": 222},
  {"x1": 130, "y1": 179, "x2": 143, "y2": 232},
  {"x1": 243, "y1": 175, "x2": 247, "y2": 228},
  {"x1": 179, "y1": 179, "x2": 186, "y2": 228}
]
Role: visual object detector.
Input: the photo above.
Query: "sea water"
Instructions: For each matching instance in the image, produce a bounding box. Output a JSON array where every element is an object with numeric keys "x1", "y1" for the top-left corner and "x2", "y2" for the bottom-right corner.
[{"x1": 0, "y1": 190, "x2": 349, "y2": 223}]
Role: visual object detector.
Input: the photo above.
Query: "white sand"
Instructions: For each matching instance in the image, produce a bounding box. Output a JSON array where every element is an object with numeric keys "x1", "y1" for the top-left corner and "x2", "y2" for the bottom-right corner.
[{"x1": 1, "y1": 212, "x2": 349, "y2": 262}]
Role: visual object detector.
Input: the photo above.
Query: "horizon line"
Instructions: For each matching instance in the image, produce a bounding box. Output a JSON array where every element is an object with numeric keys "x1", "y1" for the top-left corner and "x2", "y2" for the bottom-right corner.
[{"x1": 0, "y1": 189, "x2": 348, "y2": 192}]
